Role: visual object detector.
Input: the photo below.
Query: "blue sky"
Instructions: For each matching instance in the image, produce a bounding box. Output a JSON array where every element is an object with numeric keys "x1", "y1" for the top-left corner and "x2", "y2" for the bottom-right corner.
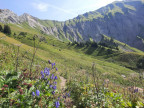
[{"x1": 0, "y1": 0, "x2": 121, "y2": 21}]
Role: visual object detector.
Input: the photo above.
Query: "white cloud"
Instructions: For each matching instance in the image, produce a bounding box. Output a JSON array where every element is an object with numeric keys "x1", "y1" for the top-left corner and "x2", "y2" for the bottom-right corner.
[
  {"x1": 32, "y1": 3, "x2": 49, "y2": 12},
  {"x1": 32, "y1": 2, "x2": 77, "y2": 15},
  {"x1": 69, "y1": 0, "x2": 123, "y2": 14},
  {"x1": 49, "y1": 4, "x2": 77, "y2": 15}
]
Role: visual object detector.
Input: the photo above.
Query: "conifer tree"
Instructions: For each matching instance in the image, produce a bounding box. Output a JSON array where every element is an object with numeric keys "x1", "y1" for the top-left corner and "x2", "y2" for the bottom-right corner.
[
  {"x1": 3, "y1": 25, "x2": 11, "y2": 35},
  {"x1": 0, "y1": 25, "x2": 3, "y2": 32}
]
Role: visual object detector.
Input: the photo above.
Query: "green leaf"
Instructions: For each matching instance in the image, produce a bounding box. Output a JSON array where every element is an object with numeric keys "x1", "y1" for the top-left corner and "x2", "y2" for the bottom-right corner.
[
  {"x1": 45, "y1": 92, "x2": 51, "y2": 97},
  {"x1": 28, "y1": 86, "x2": 35, "y2": 94},
  {"x1": 48, "y1": 101, "x2": 54, "y2": 107}
]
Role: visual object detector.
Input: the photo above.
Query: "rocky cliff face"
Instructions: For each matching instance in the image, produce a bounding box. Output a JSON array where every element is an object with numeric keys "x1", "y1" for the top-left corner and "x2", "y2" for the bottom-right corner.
[
  {"x1": 64, "y1": 0, "x2": 144, "y2": 50},
  {"x1": 0, "y1": 0, "x2": 144, "y2": 50}
]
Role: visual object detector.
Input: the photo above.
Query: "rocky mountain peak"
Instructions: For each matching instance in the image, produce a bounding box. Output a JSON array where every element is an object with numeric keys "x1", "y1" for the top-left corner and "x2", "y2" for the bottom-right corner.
[
  {"x1": 0, "y1": 9, "x2": 20, "y2": 24},
  {"x1": 20, "y1": 13, "x2": 38, "y2": 21},
  {"x1": 0, "y1": 9, "x2": 12, "y2": 13},
  {"x1": 20, "y1": 13, "x2": 34, "y2": 22}
]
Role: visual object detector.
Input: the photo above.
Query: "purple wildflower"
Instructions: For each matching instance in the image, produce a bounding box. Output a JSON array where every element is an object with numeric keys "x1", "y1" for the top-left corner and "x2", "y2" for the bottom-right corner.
[
  {"x1": 63, "y1": 95, "x2": 66, "y2": 99},
  {"x1": 55, "y1": 101, "x2": 60, "y2": 108},
  {"x1": 67, "y1": 93, "x2": 70, "y2": 97},
  {"x1": 54, "y1": 81, "x2": 57, "y2": 85},
  {"x1": 54, "y1": 76, "x2": 58, "y2": 80},
  {"x1": 41, "y1": 71, "x2": 45, "y2": 79},
  {"x1": 44, "y1": 68, "x2": 48, "y2": 74},
  {"x1": 52, "y1": 63, "x2": 54, "y2": 69},
  {"x1": 36, "y1": 90, "x2": 40, "y2": 96},
  {"x1": 58, "y1": 97, "x2": 60, "y2": 100},
  {"x1": 56, "y1": 68, "x2": 58, "y2": 71},
  {"x1": 49, "y1": 85, "x2": 53, "y2": 88},
  {"x1": 32, "y1": 92, "x2": 35, "y2": 96},
  {"x1": 53, "y1": 85, "x2": 57, "y2": 90},
  {"x1": 134, "y1": 88, "x2": 138, "y2": 93},
  {"x1": 41, "y1": 71, "x2": 44, "y2": 75},
  {"x1": 44, "y1": 68, "x2": 50, "y2": 76},
  {"x1": 48, "y1": 60, "x2": 51, "y2": 64},
  {"x1": 52, "y1": 91, "x2": 55, "y2": 95},
  {"x1": 68, "y1": 94, "x2": 70, "y2": 97},
  {"x1": 46, "y1": 71, "x2": 50, "y2": 76},
  {"x1": 41, "y1": 75, "x2": 45, "y2": 79},
  {"x1": 51, "y1": 74, "x2": 54, "y2": 79}
]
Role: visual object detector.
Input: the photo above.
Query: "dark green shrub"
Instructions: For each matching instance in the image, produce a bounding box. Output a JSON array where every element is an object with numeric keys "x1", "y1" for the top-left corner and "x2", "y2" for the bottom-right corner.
[
  {"x1": 19, "y1": 32, "x2": 27, "y2": 37},
  {"x1": 137, "y1": 57, "x2": 144, "y2": 69},
  {"x1": 107, "y1": 48, "x2": 113, "y2": 54}
]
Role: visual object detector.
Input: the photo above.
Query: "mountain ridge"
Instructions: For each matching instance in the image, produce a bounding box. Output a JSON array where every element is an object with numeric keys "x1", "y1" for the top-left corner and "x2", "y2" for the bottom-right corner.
[{"x1": 0, "y1": 0, "x2": 144, "y2": 51}]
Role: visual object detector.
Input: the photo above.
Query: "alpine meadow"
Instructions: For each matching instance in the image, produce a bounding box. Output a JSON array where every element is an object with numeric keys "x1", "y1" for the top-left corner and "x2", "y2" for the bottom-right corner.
[{"x1": 0, "y1": 0, "x2": 144, "y2": 108}]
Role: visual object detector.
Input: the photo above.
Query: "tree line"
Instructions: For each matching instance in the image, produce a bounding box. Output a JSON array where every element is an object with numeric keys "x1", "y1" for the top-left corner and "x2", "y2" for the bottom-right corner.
[
  {"x1": 0, "y1": 24, "x2": 11, "y2": 35},
  {"x1": 70, "y1": 37, "x2": 119, "y2": 50}
]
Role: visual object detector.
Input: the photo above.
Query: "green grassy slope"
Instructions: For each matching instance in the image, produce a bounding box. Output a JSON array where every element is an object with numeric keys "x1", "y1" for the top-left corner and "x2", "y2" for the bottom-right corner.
[{"x1": 0, "y1": 21, "x2": 144, "y2": 87}]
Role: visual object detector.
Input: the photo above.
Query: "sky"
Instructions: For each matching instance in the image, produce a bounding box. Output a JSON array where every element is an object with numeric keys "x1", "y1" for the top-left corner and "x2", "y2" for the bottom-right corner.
[{"x1": 0, "y1": 0, "x2": 122, "y2": 21}]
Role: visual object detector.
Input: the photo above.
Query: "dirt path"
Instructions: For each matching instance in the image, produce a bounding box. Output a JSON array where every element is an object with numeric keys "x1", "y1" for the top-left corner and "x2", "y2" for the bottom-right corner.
[
  {"x1": 58, "y1": 74, "x2": 73, "y2": 107},
  {"x1": 59, "y1": 75, "x2": 66, "y2": 89},
  {"x1": 59, "y1": 76, "x2": 73, "y2": 108}
]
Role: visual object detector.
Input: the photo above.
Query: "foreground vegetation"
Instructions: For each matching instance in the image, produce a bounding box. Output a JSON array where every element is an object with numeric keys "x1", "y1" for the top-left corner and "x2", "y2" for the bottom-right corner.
[{"x1": 0, "y1": 23, "x2": 144, "y2": 107}]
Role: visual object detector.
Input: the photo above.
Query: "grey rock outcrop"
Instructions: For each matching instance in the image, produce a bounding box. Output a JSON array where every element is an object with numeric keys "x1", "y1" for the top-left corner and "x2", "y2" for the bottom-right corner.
[{"x1": 0, "y1": 9, "x2": 20, "y2": 24}]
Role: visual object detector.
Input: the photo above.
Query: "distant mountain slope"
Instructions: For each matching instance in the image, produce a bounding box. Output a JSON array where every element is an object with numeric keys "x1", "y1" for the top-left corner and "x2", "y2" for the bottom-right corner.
[
  {"x1": 0, "y1": 0, "x2": 144, "y2": 50},
  {"x1": 64, "y1": 0, "x2": 144, "y2": 50}
]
